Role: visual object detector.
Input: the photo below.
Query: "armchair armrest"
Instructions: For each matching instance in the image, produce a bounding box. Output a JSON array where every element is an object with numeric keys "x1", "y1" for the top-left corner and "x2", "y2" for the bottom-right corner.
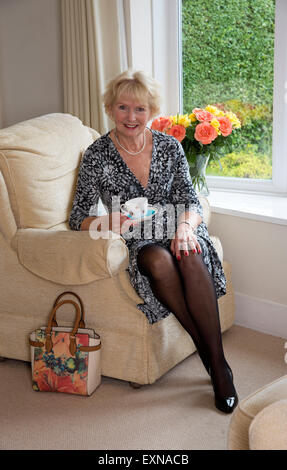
[
  {"x1": 198, "y1": 194, "x2": 211, "y2": 227},
  {"x1": 0, "y1": 171, "x2": 17, "y2": 243},
  {"x1": 11, "y1": 228, "x2": 129, "y2": 285},
  {"x1": 249, "y1": 399, "x2": 287, "y2": 450}
]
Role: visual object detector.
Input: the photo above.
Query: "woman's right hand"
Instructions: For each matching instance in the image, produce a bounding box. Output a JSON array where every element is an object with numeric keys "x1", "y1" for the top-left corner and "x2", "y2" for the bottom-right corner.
[{"x1": 87, "y1": 212, "x2": 138, "y2": 234}]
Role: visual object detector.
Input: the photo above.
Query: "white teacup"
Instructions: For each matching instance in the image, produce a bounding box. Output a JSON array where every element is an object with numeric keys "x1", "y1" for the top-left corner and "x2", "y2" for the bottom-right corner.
[{"x1": 120, "y1": 197, "x2": 148, "y2": 219}]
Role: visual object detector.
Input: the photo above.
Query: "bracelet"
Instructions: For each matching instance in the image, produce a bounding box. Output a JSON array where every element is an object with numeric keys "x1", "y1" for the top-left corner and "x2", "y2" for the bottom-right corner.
[{"x1": 178, "y1": 221, "x2": 197, "y2": 232}]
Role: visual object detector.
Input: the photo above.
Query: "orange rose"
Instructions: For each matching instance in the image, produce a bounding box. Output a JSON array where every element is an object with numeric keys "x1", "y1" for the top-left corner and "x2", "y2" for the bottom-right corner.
[
  {"x1": 151, "y1": 116, "x2": 172, "y2": 132},
  {"x1": 192, "y1": 108, "x2": 214, "y2": 122},
  {"x1": 166, "y1": 124, "x2": 186, "y2": 142},
  {"x1": 194, "y1": 122, "x2": 218, "y2": 145},
  {"x1": 217, "y1": 116, "x2": 233, "y2": 136}
]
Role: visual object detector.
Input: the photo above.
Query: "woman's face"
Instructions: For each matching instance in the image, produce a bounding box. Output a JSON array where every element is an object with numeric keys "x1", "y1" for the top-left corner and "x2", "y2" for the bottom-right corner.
[{"x1": 111, "y1": 93, "x2": 151, "y2": 139}]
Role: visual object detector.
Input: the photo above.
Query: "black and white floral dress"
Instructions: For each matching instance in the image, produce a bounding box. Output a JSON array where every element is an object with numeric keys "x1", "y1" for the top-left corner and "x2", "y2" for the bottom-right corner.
[{"x1": 69, "y1": 130, "x2": 226, "y2": 324}]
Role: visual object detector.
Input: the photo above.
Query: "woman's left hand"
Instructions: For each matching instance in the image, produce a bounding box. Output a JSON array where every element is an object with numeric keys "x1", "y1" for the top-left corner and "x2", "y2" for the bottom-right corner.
[{"x1": 170, "y1": 223, "x2": 202, "y2": 260}]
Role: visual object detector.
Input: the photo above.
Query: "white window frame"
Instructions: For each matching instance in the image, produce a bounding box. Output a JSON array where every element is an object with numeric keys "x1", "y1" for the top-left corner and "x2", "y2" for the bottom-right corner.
[
  {"x1": 152, "y1": 0, "x2": 287, "y2": 196},
  {"x1": 151, "y1": 0, "x2": 182, "y2": 116}
]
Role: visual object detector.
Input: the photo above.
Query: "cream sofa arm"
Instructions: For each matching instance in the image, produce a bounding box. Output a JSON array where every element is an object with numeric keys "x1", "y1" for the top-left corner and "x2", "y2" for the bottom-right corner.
[
  {"x1": 249, "y1": 399, "x2": 287, "y2": 450},
  {"x1": 0, "y1": 171, "x2": 17, "y2": 243},
  {"x1": 198, "y1": 194, "x2": 211, "y2": 227},
  {"x1": 10, "y1": 228, "x2": 129, "y2": 285}
]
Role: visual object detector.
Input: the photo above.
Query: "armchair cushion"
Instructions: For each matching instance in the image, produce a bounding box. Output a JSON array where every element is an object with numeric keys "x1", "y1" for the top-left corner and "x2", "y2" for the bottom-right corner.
[
  {"x1": 0, "y1": 113, "x2": 100, "y2": 229},
  {"x1": 11, "y1": 228, "x2": 129, "y2": 284},
  {"x1": 249, "y1": 399, "x2": 287, "y2": 450}
]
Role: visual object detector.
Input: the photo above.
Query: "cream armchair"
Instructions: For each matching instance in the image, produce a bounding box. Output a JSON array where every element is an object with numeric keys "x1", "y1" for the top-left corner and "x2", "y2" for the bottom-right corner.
[
  {"x1": 0, "y1": 113, "x2": 235, "y2": 385},
  {"x1": 228, "y1": 375, "x2": 287, "y2": 449}
]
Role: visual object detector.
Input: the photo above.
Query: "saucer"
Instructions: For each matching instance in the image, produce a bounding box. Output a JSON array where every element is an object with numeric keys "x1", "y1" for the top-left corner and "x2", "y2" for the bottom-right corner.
[{"x1": 127, "y1": 205, "x2": 158, "y2": 221}]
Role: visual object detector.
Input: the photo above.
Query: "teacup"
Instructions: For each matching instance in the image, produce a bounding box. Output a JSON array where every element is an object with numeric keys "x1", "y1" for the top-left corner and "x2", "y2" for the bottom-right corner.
[{"x1": 120, "y1": 197, "x2": 148, "y2": 219}]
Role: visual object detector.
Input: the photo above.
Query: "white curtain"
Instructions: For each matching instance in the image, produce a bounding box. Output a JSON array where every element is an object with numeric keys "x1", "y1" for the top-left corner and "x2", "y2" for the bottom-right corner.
[{"x1": 61, "y1": 0, "x2": 129, "y2": 134}]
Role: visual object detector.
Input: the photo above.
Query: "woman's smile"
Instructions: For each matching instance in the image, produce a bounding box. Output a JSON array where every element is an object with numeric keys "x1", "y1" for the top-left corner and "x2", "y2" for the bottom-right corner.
[{"x1": 124, "y1": 124, "x2": 139, "y2": 128}]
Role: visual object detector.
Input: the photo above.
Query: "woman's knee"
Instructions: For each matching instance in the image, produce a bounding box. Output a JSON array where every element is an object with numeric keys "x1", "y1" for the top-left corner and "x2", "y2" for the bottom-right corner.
[
  {"x1": 137, "y1": 245, "x2": 174, "y2": 279},
  {"x1": 177, "y1": 251, "x2": 206, "y2": 275}
]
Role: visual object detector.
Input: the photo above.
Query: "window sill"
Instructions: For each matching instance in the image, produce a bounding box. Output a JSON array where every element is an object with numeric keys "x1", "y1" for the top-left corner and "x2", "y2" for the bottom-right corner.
[{"x1": 207, "y1": 189, "x2": 287, "y2": 226}]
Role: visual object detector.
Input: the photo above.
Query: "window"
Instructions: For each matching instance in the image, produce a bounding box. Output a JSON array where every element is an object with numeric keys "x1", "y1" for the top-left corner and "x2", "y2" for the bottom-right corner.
[{"x1": 179, "y1": 0, "x2": 287, "y2": 194}]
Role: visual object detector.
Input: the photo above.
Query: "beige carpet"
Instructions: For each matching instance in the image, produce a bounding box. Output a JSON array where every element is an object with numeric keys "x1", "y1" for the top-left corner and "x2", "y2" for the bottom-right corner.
[{"x1": 0, "y1": 325, "x2": 286, "y2": 450}]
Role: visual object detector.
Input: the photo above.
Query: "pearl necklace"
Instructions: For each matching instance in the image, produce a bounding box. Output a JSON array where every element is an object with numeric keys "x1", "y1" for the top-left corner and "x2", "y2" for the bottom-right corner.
[{"x1": 115, "y1": 129, "x2": 146, "y2": 156}]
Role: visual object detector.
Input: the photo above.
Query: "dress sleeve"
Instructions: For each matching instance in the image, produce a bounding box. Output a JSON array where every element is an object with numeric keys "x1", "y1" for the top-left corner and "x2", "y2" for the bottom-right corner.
[
  {"x1": 69, "y1": 147, "x2": 101, "y2": 231},
  {"x1": 169, "y1": 139, "x2": 204, "y2": 220}
]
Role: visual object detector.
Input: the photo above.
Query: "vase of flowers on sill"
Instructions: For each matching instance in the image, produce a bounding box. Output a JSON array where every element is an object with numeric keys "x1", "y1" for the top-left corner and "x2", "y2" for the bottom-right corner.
[{"x1": 151, "y1": 105, "x2": 241, "y2": 196}]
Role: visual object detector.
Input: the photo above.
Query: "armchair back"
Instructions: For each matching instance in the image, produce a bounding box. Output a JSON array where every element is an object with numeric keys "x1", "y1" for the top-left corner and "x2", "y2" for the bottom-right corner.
[{"x1": 0, "y1": 113, "x2": 100, "y2": 229}]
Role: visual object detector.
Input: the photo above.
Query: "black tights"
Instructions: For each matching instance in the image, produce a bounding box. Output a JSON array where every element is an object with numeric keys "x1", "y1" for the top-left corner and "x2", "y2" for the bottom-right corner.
[{"x1": 137, "y1": 244, "x2": 235, "y2": 397}]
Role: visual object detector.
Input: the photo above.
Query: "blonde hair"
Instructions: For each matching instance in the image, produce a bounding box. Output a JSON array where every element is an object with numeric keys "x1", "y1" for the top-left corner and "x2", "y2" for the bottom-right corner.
[{"x1": 103, "y1": 69, "x2": 162, "y2": 120}]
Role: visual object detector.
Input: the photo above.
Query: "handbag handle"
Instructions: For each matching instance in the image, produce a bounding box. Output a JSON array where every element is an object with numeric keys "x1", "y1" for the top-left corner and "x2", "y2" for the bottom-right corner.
[
  {"x1": 51, "y1": 291, "x2": 85, "y2": 328},
  {"x1": 45, "y1": 299, "x2": 81, "y2": 356}
]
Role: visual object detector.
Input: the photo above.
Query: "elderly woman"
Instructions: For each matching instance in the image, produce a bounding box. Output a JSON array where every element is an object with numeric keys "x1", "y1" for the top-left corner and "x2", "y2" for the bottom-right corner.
[{"x1": 69, "y1": 70, "x2": 238, "y2": 413}]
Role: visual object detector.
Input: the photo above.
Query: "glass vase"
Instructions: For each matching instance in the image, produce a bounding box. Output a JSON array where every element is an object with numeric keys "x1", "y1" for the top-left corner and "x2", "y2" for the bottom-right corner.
[{"x1": 188, "y1": 154, "x2": 210, "y2": 197}]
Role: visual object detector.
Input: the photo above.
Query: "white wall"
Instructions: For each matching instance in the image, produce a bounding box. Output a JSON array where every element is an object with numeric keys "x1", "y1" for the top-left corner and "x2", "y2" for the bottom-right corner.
[
  {"x1": 0, "y1": 0, "x2": 63, "y2": 128},
  {"x1": 209, "y1": 213, "x2": 287, "y2": 338}
]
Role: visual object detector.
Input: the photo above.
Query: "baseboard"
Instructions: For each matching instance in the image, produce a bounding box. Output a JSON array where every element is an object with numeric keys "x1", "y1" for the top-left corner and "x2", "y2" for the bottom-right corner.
[{"x1": 234, "y1": 291, "x2": 287, "y2": 339}]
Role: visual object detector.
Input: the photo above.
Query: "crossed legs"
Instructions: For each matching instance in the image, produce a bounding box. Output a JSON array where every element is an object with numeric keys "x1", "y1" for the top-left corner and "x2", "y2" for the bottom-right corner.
[{"x1": 137, "y1": 244, "x2": 237, "y2": 410}]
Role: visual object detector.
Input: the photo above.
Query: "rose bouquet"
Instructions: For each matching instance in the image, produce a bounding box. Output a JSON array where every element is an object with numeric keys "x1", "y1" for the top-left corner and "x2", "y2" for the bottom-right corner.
[{"x1": 151, "y1": 105, "x2": 241, "y2": 195}]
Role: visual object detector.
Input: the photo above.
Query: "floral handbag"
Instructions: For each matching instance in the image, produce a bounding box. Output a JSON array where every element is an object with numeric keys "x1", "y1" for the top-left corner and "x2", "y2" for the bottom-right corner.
[{"x1": 29, "y1": 292, "x2": 101, "y2": 396}]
